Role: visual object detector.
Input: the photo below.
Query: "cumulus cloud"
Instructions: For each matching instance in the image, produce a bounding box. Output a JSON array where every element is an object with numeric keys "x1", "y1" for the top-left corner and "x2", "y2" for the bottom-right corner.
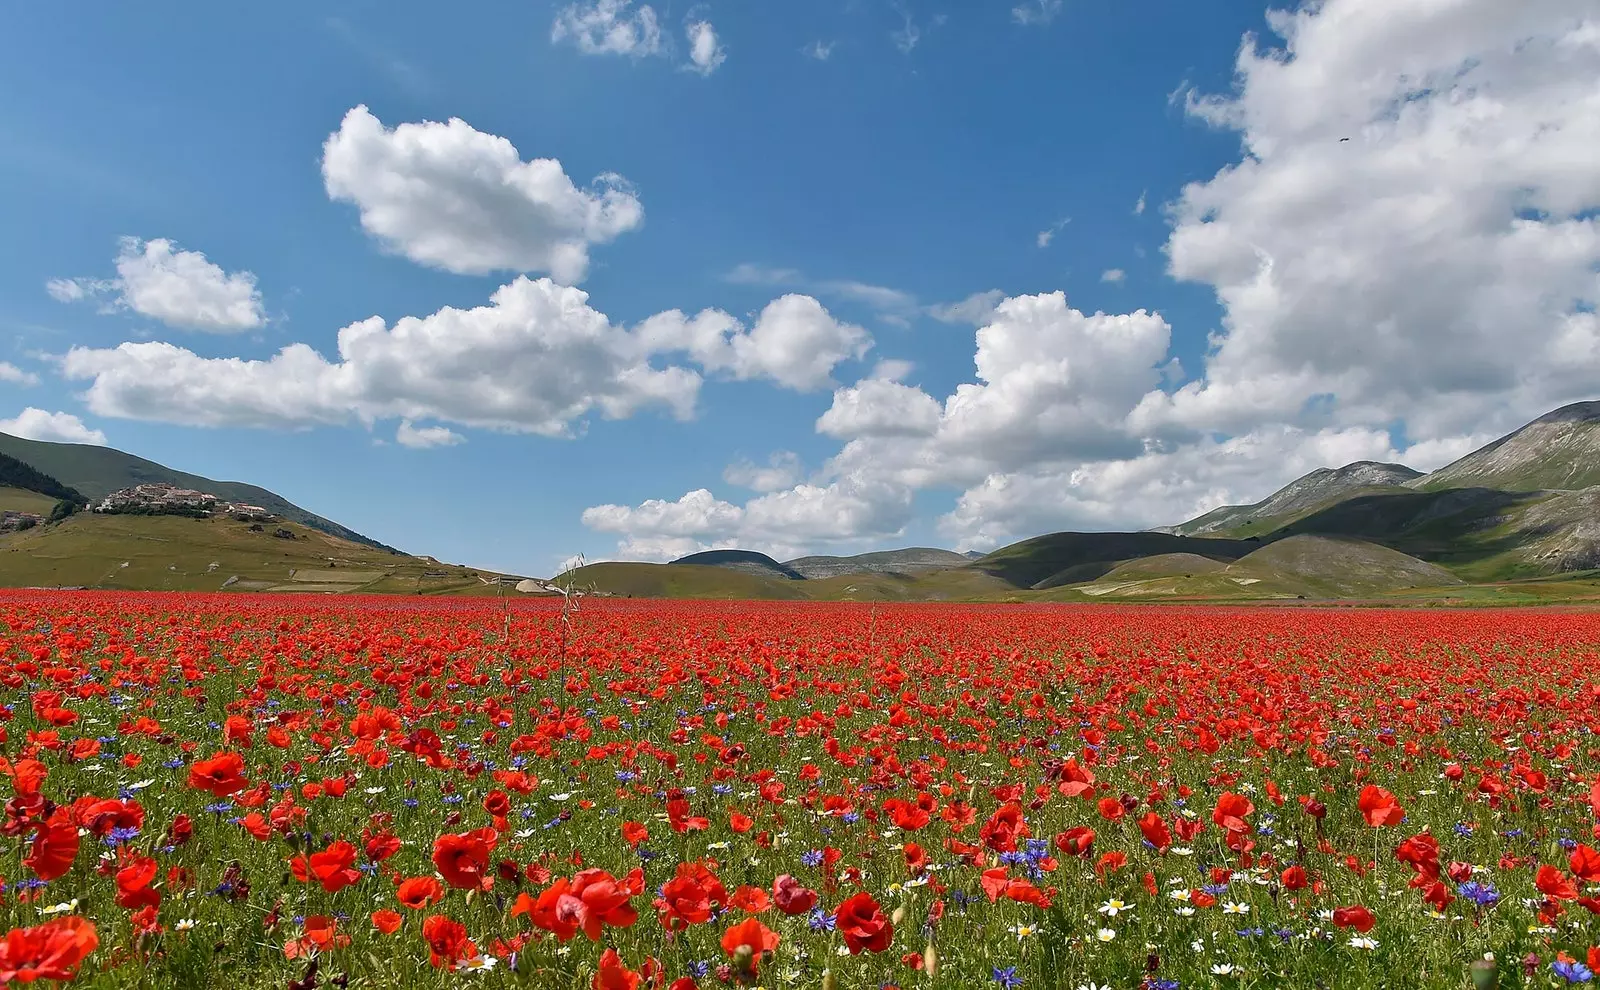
[
  {"x1": 551, "y1": 0, "x2": 663, "y2": 57},
  {"x1": 1149, "y1": 0, "x2": 1600, "y2": 442},
  {"x1": 816, "y1": 377, "x2": 941, "y2": 439},
  {"x1": 61, "y1": 277, "x2": 700, "y2": 436},
  {"x1": 683, "y1": 20, "x2": 726, "y2": 75},
  {"x1": 0, "y1": 363, "x2": 39, "y2": 386},
  {"x1": 396, "y1": 420, "x2": 464, "y2": 449},
  {"x1": 637, "y1": 294, "x2": 870, "y2": 391},
  {"x1": 1101, "y1": 268, "x2": 1125, "y2": 284},
  {"x1": 47, "y1": 238, "x2": 265, "y2": 332},
  {"x1": 0, "y1": 408, "x2": 106, "y2": 445},
  {"x1": 60, "y1": 278, "x2": 867, "y2": 443},
  {"x1": 723, "y1": 451, "x2": 802, "y2": 492},
  {"x1": 321, "y1": 105, "x2": 643, "y2": 282}
]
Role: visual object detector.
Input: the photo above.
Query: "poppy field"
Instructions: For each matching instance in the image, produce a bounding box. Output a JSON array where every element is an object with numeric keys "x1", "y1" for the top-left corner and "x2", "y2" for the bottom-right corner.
[{"x1": 0, "y1": 592, "x2": 1597, "y2": 989}]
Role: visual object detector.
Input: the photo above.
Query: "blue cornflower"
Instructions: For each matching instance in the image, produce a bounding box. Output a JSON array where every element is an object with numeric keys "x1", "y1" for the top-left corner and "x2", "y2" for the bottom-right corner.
[
  {"x1": 103, "y1": 826, "x2": 141, "y2": 847},
  {"x1": 442, "y1": 794, "x2": 464, "y2": 804},
  {"x1": 712, "y1": 784, "x2": 732, "y2": 796},
  {"x1": 616, "y1": 771, "x2": 637, "y2": 783},
  {"x1": 1149, "y1": 982, "x2": 1181, "y2": 990},
  {"x1": 163, "y1": 757, "x2": 185, "y2": 770},
  {"x1": 801, "y1": 849, "x2": 825, "y2": 868},
  {"x1": 688, "y1": 961, "x2": 710, "y2": 979},
  {"x1": 1202, "y1": 883, "x2": 1230, "y2": 897},
  {"x1": 992, "y1": 967, "x2": 1022, "y2": 989},
  {"x1": 999, "y1": 851, "x2": 1027, "y2": 866},
  {"x1": 1458, "y1": 881, "x2": 1500, "y2": 907},
  {"x1": 1553, "y1": 960, "x2": 1594, "y2": 984},
  {"x1": 1024, "y1": 838, "x2": 1050, "y2": 861},
  {"x1": 637, "y1": 848, "x2": 659, "y2": 861},
  {"x1": 1236, "y1": 927, "x2": 1264, "y2": 937},
  {"x1": 404, "y1": 798, "x2": 420, "y2": 809},
  {"x1": 1453, "y1": 823, "x2": 1475, "y2": 837},
  {"x1": 842, "y1": 812, "x2": 860, "y2": 825},
  {"x1": 203, "y1": 802, "x2": 233, "y2": 815},
  {"x1": 1558, "y1": 838, "x2": 1578, "y2": 851},
  {"x1": 807, "y1": 909, "x2": 836, "y2": 933}
]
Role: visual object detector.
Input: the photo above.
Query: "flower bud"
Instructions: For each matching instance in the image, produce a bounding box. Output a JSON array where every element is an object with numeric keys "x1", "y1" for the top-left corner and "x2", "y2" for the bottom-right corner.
[
  {"x1": 891, "y1": 905, "x2": 907, "y2": 926},
  {"x1": 821, "y1": 968, "x2": 837, "y2": 990},
  {"x1": 1468, "y1": 958, "x2": 1497, "y2": 990},
  {"x1": 923, "y1": 943, "x2": 938, "y2": 978}
]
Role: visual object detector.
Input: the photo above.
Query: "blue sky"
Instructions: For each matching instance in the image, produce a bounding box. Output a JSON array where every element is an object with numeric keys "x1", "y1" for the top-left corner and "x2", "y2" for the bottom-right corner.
[{"x1": 2, "y1": 1, "x2": 1596, "y2": 573}]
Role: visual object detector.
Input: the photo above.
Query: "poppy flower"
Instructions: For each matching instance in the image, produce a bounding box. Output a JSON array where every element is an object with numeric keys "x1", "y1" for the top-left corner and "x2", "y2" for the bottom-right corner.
[
  {"x1": 1331, "y1": 906, "x2": 1375, "y2": 933},
  {"x1": 729, "y1": 886, "x2": 771, "y2": 913},
  {"x1": 432, "y1": 828, "x2": 498, "y2": 890},
  {"x1": 372, "y1": 909, "x2": 402, "y2": 935},
  {"x1": 621, "y1": 821, "x2": 649, "y2": 848},
  {"x1": 1281, "y1": 865, "x2": 1308, "y2": 890},
  {"x1": 835, "y1": 892, "x2": 893, "y2": 954},
  {"x1": 1055, "y1": 826, "x2": 1095, "y2": 858},
  {"x1": 0, "y1": 917, "x2": 98, "y2": 984},
  {"x1": 421, "y1": 915, "x2": 477, "y2": 970},
  {"x1": 397, "y1": 876, "x2": 444, "y2": 910},
  {"x1": 655, "y1": 861, "x2": 728, "y2": 930},
  {"x1": 303, "y1": 840, "x2": 361, "y2": 893},
  {"x1": 514, "y1": 868, "x2": 642, "y2": 942},
  {"x1": 187, "y1": 752, "x2": 247, "y2": 797},
  {"x1": 114, "y1": 854, "x2": 161, "y2": 910},
  {"x1": 593, "y1": 947, "x2": 642, "y2": 990},
  {"x1": 23, "y1": 809, "x2": 79, "y2": 882},
  {"x1": 1138, "y1": 812, "x2": 1171, "y2": 852},
  {"x1": 1536, "y1": 865, "x2": 1578, "y2": 901},
  {"x1": 1212, "y1": 792, "x2": 1254, "y2": 833},
  {"x1": 1571, "y1": 844, "x2": 1600, "y2": 883},
  {"x1": 772, "y1": 874, "x2": 817, "y2": 916},
  {"x1": 721, "y1": 917, "x2": 779, "y2": 970},
  {"x1": 1357, "y1": 786, "x2": 1404, "y2": 827}
]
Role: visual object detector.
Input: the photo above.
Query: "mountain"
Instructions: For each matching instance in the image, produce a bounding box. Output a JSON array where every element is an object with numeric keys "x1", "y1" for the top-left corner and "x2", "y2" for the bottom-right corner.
[
  {"x1": 0, "y1": 432, "x2": 394, "y2": 551},
  {"x1": 784, "y1": 548, "x2": 972, "y2": 579},
  {"x1": 670, "y1": 549, "x2": 806, "y2": 581},
  {"x1": 0, "y1": 452, "x2": 87, "y2": 506},
  {"x1": 1410, "y1": 400, "x2": 1600, "y2": 493},
  {"x1": 1165, "y1": 461, "x2": 1422, "y2": 537}
]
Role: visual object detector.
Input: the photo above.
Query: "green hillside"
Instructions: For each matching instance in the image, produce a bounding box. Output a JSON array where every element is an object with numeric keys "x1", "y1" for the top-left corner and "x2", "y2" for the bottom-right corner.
[
  {"x1": 973, "y1": 531, "x2": 1258, "y2": 589},
  {"x1": 0, "y1": 432, "x2": 393, "y2": 551}
]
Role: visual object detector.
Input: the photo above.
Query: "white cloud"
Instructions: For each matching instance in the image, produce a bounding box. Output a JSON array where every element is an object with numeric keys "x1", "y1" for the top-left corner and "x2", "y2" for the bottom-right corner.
[
  {"x1": 62, "y1": 277, "x2": 700, "y2": 437},
  {"x1": 683, "y1": 20, "x2": 726, "y2": 75},
  {"x1": 1148, "y1": 0, "x2": 1600, "y2": 442},
  {"x1": 802, "y1": 40, "x2": 835, "y2": 61},
  {"x1": 0, "y1": 408, "x2": 106, "y2": 446},
  {"x1": 1036, "y1": 217, "x2": 1070, "y2": 248},
  {"x1": 0, "y1": 362, "x2": 39, "y2": 386},
  {"x1": 48, "y1": 238, "x2": 265, "y2": 332},
  {"x1": 722, "y1": 264, "x2": 918, "y2": 320},
  {"x1": 723, "y1": 450, "x2": 802, "y2": 492},
  {"x1": 321, "y1": 105, "x2": 642, "y2": 282},
  {"x1": 551, "y1": 0, "x2": 663, "y2": 57},
  {"x1": 890, "y1": 3, "x2": 944, "y2": 54},
  {"x1": 926, "y1": 289, "x2": 1004, "y2": 327},
  {"x1": 817, "y1": 377, "x2": 941, "y2": 439},
  {"x1": 1133, "y1": 190, "x2": 1146, "y2": 216},
  {"x1": 45, "y1": 279, "x2": 87, "y2": 303},
  {"x1": 1100, "y1": 268, "x2": 1125, "y2": 284},
  {"x1": 638, "y1": 294, "x2": 871, "y2": 391},
  {"x1": 1012, "y1": 0, "x2": 1063, "y2": 26},
  {"x1": 396, "y1": 420, "x2": 465, "y2": 449}
]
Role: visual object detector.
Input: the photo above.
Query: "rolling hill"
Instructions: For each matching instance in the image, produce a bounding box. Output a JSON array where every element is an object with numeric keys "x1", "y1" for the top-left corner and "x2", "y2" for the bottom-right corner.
[
  {"x1": 671, "y1": 549, "x2": 806, "y2": 581},
  {"x1": 0, "y1": 432, "x2": 393, "y2": 551},
  {"x1": 784, "y1": 547, "x2": 972, "y2": 579}
]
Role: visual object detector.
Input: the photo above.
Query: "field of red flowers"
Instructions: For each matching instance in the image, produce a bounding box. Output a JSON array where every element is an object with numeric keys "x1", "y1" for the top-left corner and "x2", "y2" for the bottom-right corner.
[{"x1": 0, "y1": 592, "x2": 1597, "y2": 989}]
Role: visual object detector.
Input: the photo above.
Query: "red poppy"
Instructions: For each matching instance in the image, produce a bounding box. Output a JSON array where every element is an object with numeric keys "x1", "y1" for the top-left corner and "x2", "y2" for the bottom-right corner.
[
  {"x1": 1138, "y1": 812, "x2": 1172, "y2": 851},
  {"x1": 0, "y1": 917, "x2": 98, "y2": 984},
  {"x1": 372, "y1": 909, "x2": 402, "y2": 935},
  {"x1": 1212, "y1": 792, "x2": 1254, "y2": 833},
  {"x1": 1536, "y1": 865, "x2": 1578, "y2": 901},
  {"x1": 114, "y1": 853, "x2": 161, "y2": 910},
  {"x1": 397, "y1": 876, "x2": 444, "y2": 910},
  {"x1": 621, "y1": 821, "x2": 649, "y2": 848},
  {"x1": 421, "y1": 915, "x2": 477, "y2": 970},
  {"x1": 1571, "y1": 844, "x2": 1600, "y2": 883},
  {"x1": 432, "y1": 828, "x2": 498, "y2": 890},
  {"x1": 835, "y1": 892, "x2": 893, "y2": 954},
  {"x1": 1331, "y1": 906, "x2": 1375, "y2": 933},
  {"x1": 187, "y1": 752, "x2": 247, "y2": 797},
  {"x1": 1280, "y1": 865, "x2": 1308, "y2": 890},
  {"x1": 721, "y1": 917, "x2": 779, "y2": 970},
  {"x1": 302, "y1": 840, "x2": 361, "y2": 893},
  {"x1": 593, "y1": 947, "x2": 642, "y2": 990},
  {"x1": 1055, "y1": 826, "x2": 1095, "y2": 858},
  {"x1": 1357, "y1": 786, "x2": 1404, "y2": 827},
  {"x1": 655, "y1": 861, "x2": 729, "y2": 930},
  {"x1": 729, "y1": 886, "x2": 771, "y2": 913},
  {"x1": 23, "y1": 809, "x2": 79, "y2": 882},
  {"x1": 514, "y1": 868, "x2": 642, "y2": 941},
  {"x1": 772, "y1": 874, "x2": 818, "y2": 916}
]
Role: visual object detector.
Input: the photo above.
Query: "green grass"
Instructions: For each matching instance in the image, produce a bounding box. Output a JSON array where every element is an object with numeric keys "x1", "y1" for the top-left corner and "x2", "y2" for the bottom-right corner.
[
  {"x1": 0, "y1": 485, "x2": 59, "y2": 515},
  {"x1": 0, "y1": 512, "x2": 499, "y2": 593}
]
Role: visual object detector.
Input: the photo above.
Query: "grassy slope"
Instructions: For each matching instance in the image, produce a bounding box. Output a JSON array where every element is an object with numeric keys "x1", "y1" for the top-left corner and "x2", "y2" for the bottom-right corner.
[
  {"x1": 0, "y1": 432, "x2": 394, "y2": 551},
  {"x1": 0, "y1": 486, "x2": 59, "y2": 515},
  {"x1": 974, "y1": 532, "x2": 1258, "y2": 589},
  {"x1": 565, "y1": 562, "x2": 811, "y2": 600},
  {"x1": 0, "y1": 512, "x2": 494, "y2": 593}
]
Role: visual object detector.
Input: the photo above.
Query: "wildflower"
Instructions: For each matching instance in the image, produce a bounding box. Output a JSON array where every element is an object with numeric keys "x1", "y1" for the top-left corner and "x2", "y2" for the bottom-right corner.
[
  {"x1": 1349, "y1": 936, "x2": 1379, "y2": 950},
  {"x1": 1222, "y1": 902, "x2": 1250, "y2": 915},
  {"x1": 1097, "y1": 899, "x2": 1131, "y2": 917},
  {"x1": 992, "y1": 966, "x2": 1022, "y2": 988},
  {"x1": 1096, "y1": 928, "x2": 1116, "y2": 942},
  {"x1": 1212, "y1": 963, "x2": 1237, "y2": 975},
  {"x1": 1552, "y1": 959, "x2": 1594, "y2": 984}
]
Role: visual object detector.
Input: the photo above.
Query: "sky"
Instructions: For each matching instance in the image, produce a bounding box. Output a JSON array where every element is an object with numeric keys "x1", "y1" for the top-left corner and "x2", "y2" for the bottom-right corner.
[{"x1": 0, "y1": 0, "x2": 1596, "y2": 575}]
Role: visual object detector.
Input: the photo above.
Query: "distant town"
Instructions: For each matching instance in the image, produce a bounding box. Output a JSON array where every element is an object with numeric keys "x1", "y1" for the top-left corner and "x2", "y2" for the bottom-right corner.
[{"x1": 93, "y1": 484, "x2": 275, "y2": 521}]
